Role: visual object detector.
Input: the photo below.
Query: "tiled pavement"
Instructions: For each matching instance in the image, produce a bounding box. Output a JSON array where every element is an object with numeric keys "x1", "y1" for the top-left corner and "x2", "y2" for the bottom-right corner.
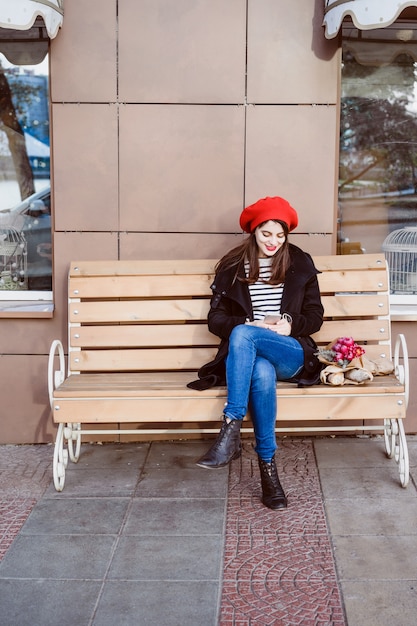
[{"x1": 0, "y1": 435, "x2": 417, "y2": 625}]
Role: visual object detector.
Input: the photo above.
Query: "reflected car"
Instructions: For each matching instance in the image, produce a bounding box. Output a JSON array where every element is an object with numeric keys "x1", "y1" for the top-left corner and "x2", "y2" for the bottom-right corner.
[{"x1": 0, "y1": 186, "x2": 51, "y2": 290}]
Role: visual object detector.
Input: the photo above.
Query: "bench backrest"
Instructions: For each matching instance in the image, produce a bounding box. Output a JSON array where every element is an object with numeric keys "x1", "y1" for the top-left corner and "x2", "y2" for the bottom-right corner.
[{"x1": 67, "y1": 254, "x2": 391, "y2": 375}]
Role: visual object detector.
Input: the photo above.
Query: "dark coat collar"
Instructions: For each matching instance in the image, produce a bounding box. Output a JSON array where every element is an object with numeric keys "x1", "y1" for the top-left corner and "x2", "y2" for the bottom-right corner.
[{"x1": 211, "y1": 244, "x2": 319, "y2": 313}]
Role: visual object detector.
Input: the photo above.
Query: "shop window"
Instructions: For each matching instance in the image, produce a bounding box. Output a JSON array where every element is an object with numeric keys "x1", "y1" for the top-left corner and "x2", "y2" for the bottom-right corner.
[
  {"x1": 0, "y1": 52, "x2": 51, "y2": 313},
  {"x1": 339, "y1": 21, "x2": 417, "y2": 310}
]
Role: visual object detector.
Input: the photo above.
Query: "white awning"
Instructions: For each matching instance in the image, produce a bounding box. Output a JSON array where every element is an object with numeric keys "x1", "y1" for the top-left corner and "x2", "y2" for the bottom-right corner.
[
  {"x1": 324, "y1": 0, "x2": 417, "y2": 39},
  {"x1": 0, "y1": 0, "x2": 63, "y2": 39}
]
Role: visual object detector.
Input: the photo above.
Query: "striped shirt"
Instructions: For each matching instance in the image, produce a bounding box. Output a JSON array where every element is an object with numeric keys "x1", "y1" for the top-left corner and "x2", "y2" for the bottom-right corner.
[{"x1": 245, "y1": 258, "x2": 284, "y2": 321}]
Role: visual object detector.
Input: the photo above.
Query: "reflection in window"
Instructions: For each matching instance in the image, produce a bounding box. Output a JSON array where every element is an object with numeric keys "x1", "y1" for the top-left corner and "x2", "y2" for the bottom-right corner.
[
  {"x1": 0, "y1": 53, "x2": 51, "y2": 292},
  {"x1": 339, "y1": 21, "x2": 417, "y2": 285}
]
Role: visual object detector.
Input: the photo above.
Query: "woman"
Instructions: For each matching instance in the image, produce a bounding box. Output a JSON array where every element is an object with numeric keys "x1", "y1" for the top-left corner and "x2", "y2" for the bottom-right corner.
[{"x1": 189, "y1": 196, "x2": 324, "y2": 510}]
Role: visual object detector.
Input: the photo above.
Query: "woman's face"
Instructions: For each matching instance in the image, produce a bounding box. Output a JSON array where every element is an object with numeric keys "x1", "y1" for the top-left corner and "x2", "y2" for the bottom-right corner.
[{"x1": 254, "y1": 220, "x2": 286, "y2": 257}]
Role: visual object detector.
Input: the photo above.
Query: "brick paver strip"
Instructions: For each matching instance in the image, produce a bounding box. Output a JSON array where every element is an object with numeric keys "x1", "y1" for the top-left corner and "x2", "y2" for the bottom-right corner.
[
  {"x1": 220, "y1": 439, "x2": 346, "y2": 626},
  {"x1": 0, "y1": 497, "x2": 36, "y2": 561},
  {"x1": 0, "y1": 445, "x2": 51, "y2": 562}
]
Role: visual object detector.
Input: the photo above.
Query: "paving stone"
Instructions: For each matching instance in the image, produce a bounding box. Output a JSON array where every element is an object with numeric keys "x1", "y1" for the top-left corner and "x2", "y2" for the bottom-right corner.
[
  {"x1": 20, "y1": 497, "x2": 130, "y2": 535},
  {"x1": 314, "y1": 436, "x2": 390, "y2": 467},
  {"x1": 0, "y1": 579, "x2": 102, "y2": 626},
  {"x1": 145, "y1": 440, "x2": 212, "y2": 467},
  {"x1": 0, "y1": 534, "x2": 117, "y2": 580},
  {"x1": 108, "y1": 535, "x2": 222, "y2": 581},
  {"x1": 122, "y1": 497, "x2": 226, "y2": 535},
  {"x1": 135, "y1": 464, "x2": 228, "y2": 498},
  {"x1": 332, "y1": 534, "x2": 417, "y2": 581},
  {"x1": 69, "y1": 442, "x2": 150, "y2": 469},
  {"x1": 92, "y1": 580, "x2": 220, "y2": 626},
  {"x1": 323, "y1": 496, "x2": 417, "y2": 536},
  {"x1": 340, "y1": 580, "x2": 417, "y2": 626},
  {"x1": 318, "y1": 465, "x2": 412, "y2": 499},
  {"x1": 406, "y1": 436, "x2": 417, "y2": 467},
  {"x1": 43, "y1": 467, "x2": 141, "y2": 498}
]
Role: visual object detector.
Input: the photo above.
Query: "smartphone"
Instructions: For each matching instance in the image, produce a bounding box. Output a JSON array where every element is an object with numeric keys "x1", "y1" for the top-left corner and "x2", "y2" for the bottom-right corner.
[{"x1": 264, "y1": 315, "x2": 282, "y2": 324}]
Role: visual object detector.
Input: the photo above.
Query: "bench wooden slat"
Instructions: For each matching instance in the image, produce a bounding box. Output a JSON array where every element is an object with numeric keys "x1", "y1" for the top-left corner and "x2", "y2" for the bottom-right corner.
[
  {"x1": 54, "y1": 395, "x2": 405, "y2": 421},
  {"x1": 55, "y1": 371, "x2": 403, "y2": 397},
  {"x1": 69, "y1": 299, "x2": 209, "y2": 323},
  {"x1": 314, "y1": 253, "x2": 386, "y2": 271},
  {"x1": 70, "y1": 259, "x2": 218, "y2": 277},
  {"x1": 69, "y1": 269, "x2": 388, "y2": 300},
  {"x1": 69, "y1": 274, "x2": 214, "y2": 299},
  {"x1": 70, "y1": 293, "x2": 390, "y2": 325},
  {"x1": 53, "y1": 394, "x2": 405, "y2": 424},
  {"x1": 318, "y1": 269, "x2": 388, "y2": 293},
  {"x1": 70, "y1": 341, "x2": 391, "y2": 373},
  {"x1": 70, "y1": 324, "x2": 217, "y2": 348},
  {"x1": 69, "y1": 293, "x2": 390, "y2": 327},
  {"x1": 53, "y1": 373, "x2": 405, "y2": 424},
  {"x1": 312, "y1": 319, "x2": 390, "y2": 343},
  {"x1": 70, "y1": 347, "x2": 218, "y2": 372},
  {"x1": 70, "y1": 318, "x2": 389, "y2": 350},
  {"x1": 69, "y1": 253, "x2": 386, "y2": 278},
  {"x1": 322, "y1": 294, "x2": 389, "y2": 317}
]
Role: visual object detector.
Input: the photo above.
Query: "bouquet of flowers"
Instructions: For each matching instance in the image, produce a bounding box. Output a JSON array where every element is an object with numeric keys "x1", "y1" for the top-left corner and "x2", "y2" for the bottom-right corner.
[
  {"x1": 316, "y1": 337, "x2": 372, "y2": 386},
  {"x1": 317, "y1": 337, "x2": 365, "y2": 368}
]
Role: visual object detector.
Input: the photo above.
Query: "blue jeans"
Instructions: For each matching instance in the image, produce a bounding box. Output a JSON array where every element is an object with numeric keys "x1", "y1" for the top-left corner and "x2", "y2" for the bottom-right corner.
[{"x1": 224, "y1": 324, "x2": 304, "y2": 461}]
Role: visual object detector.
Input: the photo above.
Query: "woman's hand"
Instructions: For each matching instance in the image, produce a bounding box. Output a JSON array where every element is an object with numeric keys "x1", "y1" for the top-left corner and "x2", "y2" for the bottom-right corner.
[
  {"x1": 264, "y1": 318, "x2": 292, "y2": 336},
  {"x1": 245, "y1": 318, "x2": 292, "y2": 336},
  {"x1": 245, "y1": 320, "x2": 265, "y2": 328}
]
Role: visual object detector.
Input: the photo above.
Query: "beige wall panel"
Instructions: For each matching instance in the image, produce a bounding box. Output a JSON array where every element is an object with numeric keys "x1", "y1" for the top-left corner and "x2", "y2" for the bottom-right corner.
[
  {"x1": 245, "y1": 105, "x2": 337, "y2": 233},
  {"x1": 119, "y1": 105, "x2": 245, "y2": 232},
  {"x1": 120, "y1": 232, "x2": 245, "y2": 261},
  {"x1": 50, "y1": 0, "x2": 117, "y2": 102},
  {"x1": 52, "y1": 104, "x2": 119, "y2": 231},
  {"x1": 118, "y1": 0, "x2": 246, "y2": 103},
  {"x1": 120, "y1": 232, "x2": 333, "y2": 261},
  {"x1": 291, "y1": 234, "x2": 334, "y2": 256},
  {"x1": 0, "y1": 355, "x2": 54, "y2": 443},
  {"x1": 247, "y1": 0, "x2": 339, "y2": 104},
  {"x1": 393, "y1": 322, "x2": 417, "y2": 355},
  {"x1": 404, "y1": 358, "x2": 417, "y2": 433},
  {"x1": 0, "y1": 317, "x2": 60, "y2": 356},
  {"x1": 52, "y1": 232, "x2": 119, "y2": 348},
  {"x1": 390, "y1": 323, "x2": 417, "y2": 432}
]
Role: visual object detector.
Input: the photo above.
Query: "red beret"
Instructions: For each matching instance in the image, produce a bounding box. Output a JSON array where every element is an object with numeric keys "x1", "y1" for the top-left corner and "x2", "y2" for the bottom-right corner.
[{"x1": 239, "y1": 196, "x2": 298, "y2": 233}]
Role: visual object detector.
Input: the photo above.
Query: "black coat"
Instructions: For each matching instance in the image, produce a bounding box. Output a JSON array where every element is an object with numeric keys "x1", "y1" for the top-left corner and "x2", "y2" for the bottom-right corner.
[{"x1": 188, "y1": 244, "x2": 324, "y2": 390}]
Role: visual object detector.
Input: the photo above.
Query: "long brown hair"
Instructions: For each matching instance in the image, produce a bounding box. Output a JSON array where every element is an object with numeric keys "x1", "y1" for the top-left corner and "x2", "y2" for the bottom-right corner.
[{"x1": 216, "y1": 220, "x2": 291, "y2": 285}]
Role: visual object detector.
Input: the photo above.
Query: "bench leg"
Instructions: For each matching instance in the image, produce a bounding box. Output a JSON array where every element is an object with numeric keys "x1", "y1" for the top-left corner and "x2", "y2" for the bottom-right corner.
[
  {"x1": 384, "y1": 418, "x2": 409, "y2": 488},
  {"x1": 395, "y1": 419, "x2": 409, "y2": 488},
  {"x1": 67, "y1": 423, "x2": 82, "y2": 463},
  {"x1": 53, "y1": 423, "x2": 68, "y2": 492},
  {"x1": 53, "y1": 423, "x2": 82, "y2": 492}
]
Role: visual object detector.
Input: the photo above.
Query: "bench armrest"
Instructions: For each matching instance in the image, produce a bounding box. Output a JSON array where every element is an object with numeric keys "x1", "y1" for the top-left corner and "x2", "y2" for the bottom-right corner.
[
  {"x1": 394, "y1": 333, "x2": 409, "y2": 408},
  {"x1": 48, "y1": 339, "x2": 66, "y2": 410}
]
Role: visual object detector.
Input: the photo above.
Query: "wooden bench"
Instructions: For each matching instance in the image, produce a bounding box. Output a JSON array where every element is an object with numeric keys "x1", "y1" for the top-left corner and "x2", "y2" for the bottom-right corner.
[{"x1": 48, "y1": 253, "x2": 409, "y2": 491}]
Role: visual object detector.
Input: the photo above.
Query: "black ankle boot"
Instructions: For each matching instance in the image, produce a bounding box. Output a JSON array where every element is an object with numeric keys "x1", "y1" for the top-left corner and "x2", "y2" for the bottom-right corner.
[
  {"x1": 196, "y1": 416, "x2": 242, "y2": 469},
  {"x1": 258, "y1": 456, "x2": 287, "y2": 510}
]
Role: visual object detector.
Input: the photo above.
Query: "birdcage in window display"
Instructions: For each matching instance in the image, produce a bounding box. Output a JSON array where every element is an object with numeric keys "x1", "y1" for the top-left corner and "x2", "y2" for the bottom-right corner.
[
  {"x1": 0, "y1": 227, "x2": 27, "y2": 290},
  {"x1": 382, "y1": 227, "x2": 417, "y2": 294}
]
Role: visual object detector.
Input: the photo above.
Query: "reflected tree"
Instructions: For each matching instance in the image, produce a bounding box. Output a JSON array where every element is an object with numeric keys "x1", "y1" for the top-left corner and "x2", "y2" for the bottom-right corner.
[
  {"x1": 0, "y1": 66, "x2": 34, "y2": 199},
  {"x1": 340, "y1": 53, "x2": 417, "y2": 193}
]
